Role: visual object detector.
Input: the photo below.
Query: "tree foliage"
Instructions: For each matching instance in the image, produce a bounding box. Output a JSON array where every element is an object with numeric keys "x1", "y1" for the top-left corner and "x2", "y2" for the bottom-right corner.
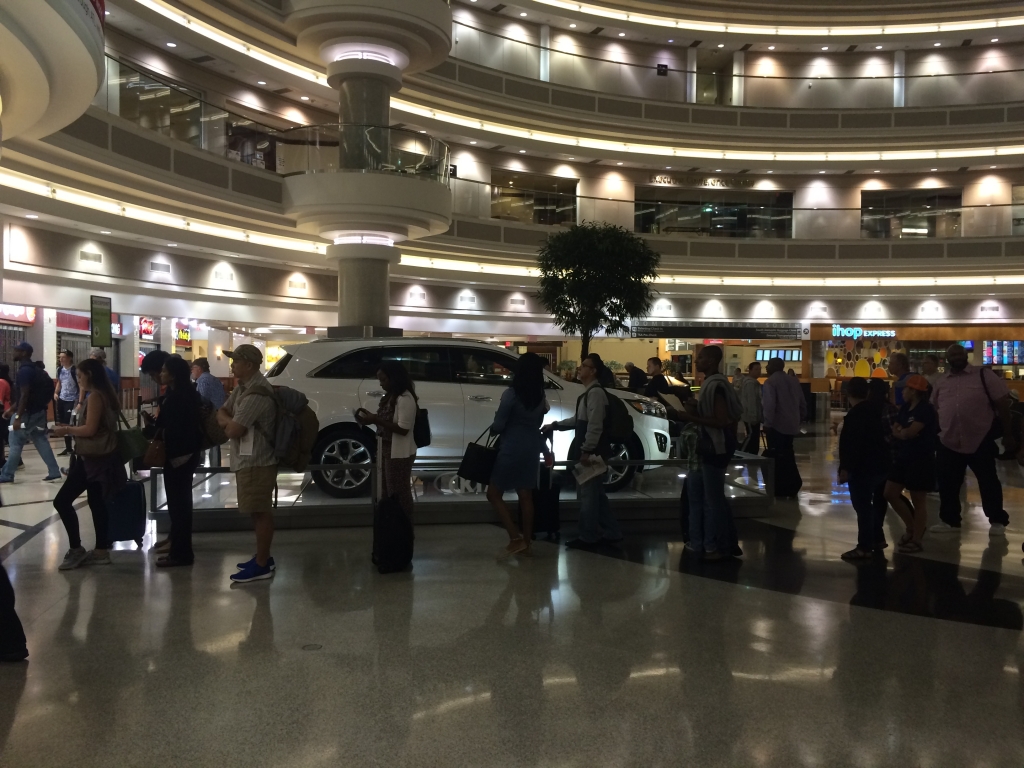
[{"x1": 536, "y1": 222, "x2": 661, "y2": 359}]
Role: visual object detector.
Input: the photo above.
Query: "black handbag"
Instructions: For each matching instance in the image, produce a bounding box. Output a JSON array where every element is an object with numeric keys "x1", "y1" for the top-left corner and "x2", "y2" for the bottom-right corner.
[
  {"x1": 457, "y1": 428, "x2": 499, "y2": 485},
  {"x1": 413, "y1": 406, "x2": 431, "y2": 448}
]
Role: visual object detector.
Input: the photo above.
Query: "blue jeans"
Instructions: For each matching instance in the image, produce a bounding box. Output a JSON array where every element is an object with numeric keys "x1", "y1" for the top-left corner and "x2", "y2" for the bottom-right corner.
[
  {"x1": 848, "y1": 471, "x2": 887, "y2": 551},
  {"x1": 0, "y1": 411, "x2": 60, "y2": 481},
  {"x1": 577, "y1": 475, "x2": 621, "y2": 543},
  {"x1": 687, "y1": 463, "x2": 730, "y2": 554}
]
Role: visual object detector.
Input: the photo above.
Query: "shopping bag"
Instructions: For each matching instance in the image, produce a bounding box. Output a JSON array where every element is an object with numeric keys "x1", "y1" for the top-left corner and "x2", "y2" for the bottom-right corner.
[{"x1": 116, "y1": 411, "x2": 149, "y2": 464}]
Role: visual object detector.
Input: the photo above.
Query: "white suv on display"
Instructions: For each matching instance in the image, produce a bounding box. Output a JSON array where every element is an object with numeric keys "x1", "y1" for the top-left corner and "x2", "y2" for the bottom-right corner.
[{"x1": 266, "y1": 338, "x2": 671, "y2": 497}]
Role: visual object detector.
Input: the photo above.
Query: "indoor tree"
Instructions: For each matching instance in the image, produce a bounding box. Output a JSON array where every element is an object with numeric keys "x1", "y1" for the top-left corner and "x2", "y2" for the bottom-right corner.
[{"x1": 536, "y1": 222, "x2": 661, "y2": 360}]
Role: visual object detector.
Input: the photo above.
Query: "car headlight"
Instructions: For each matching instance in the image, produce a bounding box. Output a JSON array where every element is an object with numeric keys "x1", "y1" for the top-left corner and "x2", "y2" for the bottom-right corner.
[{"x1": 626, "y1": 399, "x2": 667, "y2": 419}]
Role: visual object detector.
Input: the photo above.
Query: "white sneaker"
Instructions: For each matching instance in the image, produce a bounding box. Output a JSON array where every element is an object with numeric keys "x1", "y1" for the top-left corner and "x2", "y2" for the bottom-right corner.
[
  {"x1": 990, "y1": 524, "x2": 1007, "y2": 536},
  {"x1": 929, "y1": 522, "x2": 961, "y2": 534},
  {"x1": 58, "y1": 546, "x2": 88, "y2": 571}
]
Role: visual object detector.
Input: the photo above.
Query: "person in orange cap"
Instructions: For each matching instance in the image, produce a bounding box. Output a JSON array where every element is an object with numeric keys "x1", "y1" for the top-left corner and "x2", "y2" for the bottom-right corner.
[{"x1": 883, "y1": 374, "x2": 938, "y2": 553}]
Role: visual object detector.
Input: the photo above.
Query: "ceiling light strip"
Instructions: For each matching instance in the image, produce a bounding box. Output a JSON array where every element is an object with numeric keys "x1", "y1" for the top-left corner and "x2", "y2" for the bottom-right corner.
[{"x1": 530, "y1": 0, "x2": 1017, "y2": 35}]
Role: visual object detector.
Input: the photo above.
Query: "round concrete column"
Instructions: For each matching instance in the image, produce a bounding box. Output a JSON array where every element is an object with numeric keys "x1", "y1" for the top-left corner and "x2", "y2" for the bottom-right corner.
[{"x1": 327, "y1": 242, "x2": 401, "y2": 337}]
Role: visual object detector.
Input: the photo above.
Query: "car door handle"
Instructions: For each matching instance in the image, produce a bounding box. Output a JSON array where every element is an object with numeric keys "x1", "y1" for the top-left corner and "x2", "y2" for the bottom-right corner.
[
  {"x1": 365, "y1": 390, "x2": 385, "y2": 398},
  {"x1": 468, "y1": 395, "x2": 493, "y2": 402}
]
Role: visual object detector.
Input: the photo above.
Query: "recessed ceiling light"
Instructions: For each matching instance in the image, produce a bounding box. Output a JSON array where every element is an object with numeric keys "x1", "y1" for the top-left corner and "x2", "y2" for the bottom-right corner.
[
  {"x1": 930, "y1": 168, "x2": 938, "y2": 171},
  {"x1": 100, "y1": 230, "x2": 111, "y2": 234},
  {"x1": 616, "y1": 162, "x2": 623, "y2": 165},
  {"x1": 991, "y1": 38, "x2": 999, "y2": 42},
  {"x1": 875, "y1": 45, "x2": 883, "y2": 49},
  {"x1": 105, "y1": 10, "x2": 109, "y2": 14},
  {"x1": 717, "y1": 43, "x2": 725, "y2": 48},
  {"x1": 519, "y1": 149, "x2": 526, "y2": 153},
  {"x1": 166, "y1": 42, "x2": 176, "y2": 47},
  {"x1": 934, "y1": 42, "x2": 941, "y2": 46},
  {"x1": 469, "y1": 140, "x2": 477, "y2": 144},
  {"x1": 821, "y1": 46, "x2": 828, "y2": 51},
  {"x1": 668, "y1": 39, "x2": 674, "y2": 43},
  {"x1": 257, "y1": 80, "x2": 267, "y2": 85},
  {"x1": 715, "y1": 169, "x2": 722, "y2": 172},
  {"x1": 666, "y1": 166, "x2": 672, "y2": 169},
  {"x1": 167, "y1": 243, "x2": 177, "y2": 247},
  {"x1": 569, "y1": 23, "x2": 576, "y2": 28},
  {"x1": 300, "y1": 96, "x2": 309, "y2": 100},
  {"x1": 767, "y1": 170, "x2": 773, "y2": 174},
  {"x1": 991, "y1": 165, "x2": 997, "y2": 168},
  {"x1": 520, "y1": 11, "x2": 527, "y2": 16},
  {"x1": 874, "y1": 170, "x2": 881, "y2": 173},
  {"x1": 768, "y1": 46, "x2": 775, "y2": 50},
  {"x1": 819, "y1": 170, "x2": 827, "y2": 174},
  {"x1": 24, "y1": 214, "x2": 37, "y2": 219}
]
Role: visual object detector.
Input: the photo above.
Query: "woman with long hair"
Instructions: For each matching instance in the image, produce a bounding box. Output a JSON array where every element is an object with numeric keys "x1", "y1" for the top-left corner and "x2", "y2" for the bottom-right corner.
[
  {"x1": 487, "y1": 352, "x2": 549, "y2": 558},
  {"x1": 883, "y1": 375, "x2": 938, "y2": 553},
  {"x1": 0, "y1": 363, "x2": 13, "y2": 464},
  {"x1": 52, "y1": 359, "x2": 126, "y2": 570},
  {"x1": 152, "y1": 356, "x2": 204, "y2": 567},
  {"x1": 355, "y1": 359, "x2": 418, "y2": 519}
]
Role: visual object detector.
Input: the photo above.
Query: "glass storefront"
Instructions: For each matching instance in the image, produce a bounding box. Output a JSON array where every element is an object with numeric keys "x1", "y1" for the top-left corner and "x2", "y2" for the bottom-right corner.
[
  {"x1": 489, "y1": 169, "x2": 578, "y2": 226},
  {"x1": 634, "y1": 187, "x2": 794, "y2": 238},
  {"x1": 860, "y1": 188, "x2": 962, "y2": 239}
]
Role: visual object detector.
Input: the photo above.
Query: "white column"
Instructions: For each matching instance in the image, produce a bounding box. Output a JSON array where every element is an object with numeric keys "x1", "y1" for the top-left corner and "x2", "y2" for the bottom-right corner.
[
  {"x1": 731, "y1": 50, "x2": 745, "y2": 106},
  {"x1": 207, "y1": 329, "x2": 231, "y2": 377},
  {"x1": 686, "y1": 48, "x2": 697, "y2": 103},
  {"x1": 539, "y1": 25, "x2": 550, "y2": 82},
  {"x1": 327, "y1": 243, "x2": 400, "y2": 335},
  {"x1": 25, "y1": 308, "x2": 58, "y2": 376},
  {"x1": 893, "y1": 50, "x2": 906, "y2": 108},
  {"x1": 120, "y1": 316, "x2": 141, "y2": 377},
  {"x1": 159, "y1": 317, "x2": 175, "y2": 354}
]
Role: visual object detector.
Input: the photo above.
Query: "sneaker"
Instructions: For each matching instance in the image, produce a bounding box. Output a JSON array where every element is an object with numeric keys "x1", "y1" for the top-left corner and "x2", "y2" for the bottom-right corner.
[
  {"x1": 990, "y1": 524, "x2": 1007, "y2": 536},
  {"x1": 81, "y1": 550, "x2": 111, "y2": 566},
  {"x1": 58, "y1": 546, "x2": 88, "y2": 571},
  {"x1": 236, "y1": 555, "x2": 276, "y2": 571},
  {"x1": 0, "y1": 477, "x2": 13, "y2": 484},
  {"x1": 230, "y1": 560, "x2": 274, "y2": 584},
  {"x1": 42, "y1": 474, "x2": 62, "y2": 483},
  {"x1": 58, "y1": 449, "x2": 70, "y2": 456},
  {"x1": 929, "y1": 522, "x2": 961, "y2": 534}
]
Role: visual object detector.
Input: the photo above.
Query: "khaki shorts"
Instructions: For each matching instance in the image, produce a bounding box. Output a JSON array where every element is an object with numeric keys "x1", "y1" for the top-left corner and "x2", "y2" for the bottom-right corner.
[{"x1": 236, "y1": 465, "x2": 277, "y2": 515}]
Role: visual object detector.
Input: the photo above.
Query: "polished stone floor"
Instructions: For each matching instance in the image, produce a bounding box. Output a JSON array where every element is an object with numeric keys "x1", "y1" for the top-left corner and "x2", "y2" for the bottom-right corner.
[{"x1": 2, "y1": 434, "x2": 1024, "y2": 767}]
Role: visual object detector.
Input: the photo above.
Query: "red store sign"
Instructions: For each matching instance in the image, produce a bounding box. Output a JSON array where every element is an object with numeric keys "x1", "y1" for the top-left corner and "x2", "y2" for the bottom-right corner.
[{"x1": 139, "y1": 317, "x2": 155, "y2": 341}]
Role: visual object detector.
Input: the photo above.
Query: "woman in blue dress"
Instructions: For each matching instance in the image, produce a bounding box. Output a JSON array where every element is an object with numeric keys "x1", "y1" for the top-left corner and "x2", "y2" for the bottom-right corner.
[{"x1": 487, "y1": 353, "x2": 549, "y2": 558}]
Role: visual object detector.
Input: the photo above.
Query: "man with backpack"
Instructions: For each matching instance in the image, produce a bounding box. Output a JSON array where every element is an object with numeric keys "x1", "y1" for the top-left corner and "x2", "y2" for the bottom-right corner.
[
  {"x1": 217, "y1": 344, "x2": 279, "y2": 583},
  {"x1": 544, "y1": 353, "x2": 625, "y2": 550},
  {"x1": 0, "y1": 343, "x2": 62, "y2": 484},
  {"x1": 670, "y1": 345, "x2": 743, "y2": 560}
]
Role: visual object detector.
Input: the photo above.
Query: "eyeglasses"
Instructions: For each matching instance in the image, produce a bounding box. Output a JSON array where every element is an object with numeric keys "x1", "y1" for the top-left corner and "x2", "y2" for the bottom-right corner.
[{"x1": 580, "y1": 362, "x2": 596, "y2": 370}]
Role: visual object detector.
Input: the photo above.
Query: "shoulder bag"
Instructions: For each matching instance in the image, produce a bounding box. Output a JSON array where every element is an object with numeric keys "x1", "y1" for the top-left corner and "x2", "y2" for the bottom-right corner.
[
  {"x1": 457, "y1": 427, "x2": 499, "y2": 485},
  {"x1": 117, "y1": 410, "x2": 150, "y2": 464},
  {"x1": 74, "y1": 399, "x2": 119, "y2": 457}
]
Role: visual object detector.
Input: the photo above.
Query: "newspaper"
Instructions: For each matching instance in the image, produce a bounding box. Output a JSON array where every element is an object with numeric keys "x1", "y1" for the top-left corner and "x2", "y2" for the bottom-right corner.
[{"x1": 572, "y1": 455, "x2": 607, "y2": 485}]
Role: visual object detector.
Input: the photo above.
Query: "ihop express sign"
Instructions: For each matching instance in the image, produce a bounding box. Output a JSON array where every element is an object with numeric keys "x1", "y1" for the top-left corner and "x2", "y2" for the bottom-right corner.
[{"x1": 832, "y1": 325, "x2": 897, "y2": 340}]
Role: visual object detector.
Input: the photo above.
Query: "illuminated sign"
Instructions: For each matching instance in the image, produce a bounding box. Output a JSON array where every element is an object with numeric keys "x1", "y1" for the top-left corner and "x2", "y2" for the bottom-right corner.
[
  {"x1": 832, "y1": 325, "x2": 896, "y2": 340},
  {"x1": 0, "y1": 306, "x2": 36, "y2": 326},
  {"x1": 139, "y1": 317, "x2": 155, "y2": 341},
  {"x1": 110, "y1": 323, "x2": 122, "y2": 336},
  {"x1": 175, "y1": 327, "x2": 192, "y2": 345},
  {"x1": 649, "y1": 174, "x2": 755, "y2": 189}
]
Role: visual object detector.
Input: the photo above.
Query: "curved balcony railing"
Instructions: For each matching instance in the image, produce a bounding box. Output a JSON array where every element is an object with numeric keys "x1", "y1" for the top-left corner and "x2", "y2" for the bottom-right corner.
[
  {"x1": 449, "y1": 20, "x2": 1024, "y2": 111},
  {"x1": 273, "y1": 124, "x2": 451, "y2": 183},
  {"x1": 451, "y1": 177, "x2": 1024, "y2": 240}
]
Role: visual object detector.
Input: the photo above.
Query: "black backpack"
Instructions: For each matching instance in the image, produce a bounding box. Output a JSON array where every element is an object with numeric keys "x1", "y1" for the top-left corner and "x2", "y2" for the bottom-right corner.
[{"x1": 26, "y1": 365, "x2": 55, "y2": 413}]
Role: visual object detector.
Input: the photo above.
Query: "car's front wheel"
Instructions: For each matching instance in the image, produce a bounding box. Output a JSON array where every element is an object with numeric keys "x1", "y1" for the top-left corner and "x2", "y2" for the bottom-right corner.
[
  {"x1": 604, "y1": 434, "x2": 643, "y2": 492},
  {"x1": 310, "y1": 427, "x2": 375, "y2": 498}
]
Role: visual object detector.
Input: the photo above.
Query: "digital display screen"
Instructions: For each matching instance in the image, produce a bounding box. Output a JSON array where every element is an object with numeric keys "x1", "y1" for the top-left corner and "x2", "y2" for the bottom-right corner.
[
  {"x1": 984, "y1": 341, "x2": 994, "y2": 366},
  {"x1": 756, "y1": 349, "x2": 764, "y2": 361},
  {"x1": 960, "y1": 340, "x2": 975, "y2": 351}
]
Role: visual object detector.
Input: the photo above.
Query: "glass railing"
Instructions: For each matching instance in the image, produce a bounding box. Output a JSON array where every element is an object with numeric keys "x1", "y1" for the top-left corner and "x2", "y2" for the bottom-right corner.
[
  {"x1": 451, "y1": 178, "x2": 1024, "y2": 239},
  {"x1": 450, "y1": 21, "x2": 1024, "y2": 111},
  {"x1": 92, "y1": 56, "x2": 289, "y2": 171},
  {"x1": 273, "y1": 124, "x2": 451, "y2": 183}
]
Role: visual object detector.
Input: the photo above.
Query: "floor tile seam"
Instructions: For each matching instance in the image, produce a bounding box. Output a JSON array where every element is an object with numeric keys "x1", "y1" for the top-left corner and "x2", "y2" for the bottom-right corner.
[
  {"x1": 0, "y1": 500, "x2": 88, "y2": 563},
  {"x1": 0, "y1": 519, "x2": 33, "y2": 531}
]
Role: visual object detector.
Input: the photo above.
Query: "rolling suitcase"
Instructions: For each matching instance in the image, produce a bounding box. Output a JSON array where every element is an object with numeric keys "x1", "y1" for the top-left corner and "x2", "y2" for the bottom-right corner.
[
  {"x1": 373, "y1": 495, "x2": 414, "y2": 574},
  {"x1": 106, "y1": 480, "x2": 147, "y2": 548},
  {"x1": 530, "y1": 465, "x2": 562, "y2": 541}
]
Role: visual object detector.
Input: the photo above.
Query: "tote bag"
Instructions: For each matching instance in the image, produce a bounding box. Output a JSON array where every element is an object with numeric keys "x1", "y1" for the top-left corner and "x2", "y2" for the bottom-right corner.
[
  {"x1": 117, "y1": 411, "x2": 149, "y2": 464},
  {"x1": 457, "y1": 428, "x2": 499, "y2": 485}
]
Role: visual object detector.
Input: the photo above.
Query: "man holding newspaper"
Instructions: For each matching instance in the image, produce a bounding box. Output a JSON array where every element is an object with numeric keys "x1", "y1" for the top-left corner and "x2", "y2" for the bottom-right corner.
[{"x1": 543, "y1": 353, "x2": 624, "y2": 551}]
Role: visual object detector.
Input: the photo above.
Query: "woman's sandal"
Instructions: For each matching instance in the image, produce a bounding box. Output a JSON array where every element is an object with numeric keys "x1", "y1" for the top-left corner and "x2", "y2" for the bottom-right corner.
[
  {"x1": 841, "y1": 548, "x2": 874, "y2": 561},
  {"x1": 153, "y1": 538, "x2": 171, "y2": 554},
  {"x1": 897, "y1": 532, "x2": 914, "y2": 548},
  {"x1": 897, "y1": 540, "x2": 923, "y2": 554},
  {"x1": 497, "y1": 537, "x2": 529, "y2": 560}
]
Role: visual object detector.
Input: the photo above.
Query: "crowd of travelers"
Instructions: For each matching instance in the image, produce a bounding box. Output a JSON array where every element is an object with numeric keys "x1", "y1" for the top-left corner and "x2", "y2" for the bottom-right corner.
[{"x1": 1, "y1": 339, "x2": 1022, "y2": 664}]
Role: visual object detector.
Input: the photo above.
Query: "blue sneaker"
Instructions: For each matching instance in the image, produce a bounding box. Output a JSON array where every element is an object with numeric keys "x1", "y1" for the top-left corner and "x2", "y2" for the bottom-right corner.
[
  {"x1": 230, "y1": 560, "x2": 274, "y2": 584},
  {"x1": 236, "y1": 555, "x2": 276, "y2": 571}
]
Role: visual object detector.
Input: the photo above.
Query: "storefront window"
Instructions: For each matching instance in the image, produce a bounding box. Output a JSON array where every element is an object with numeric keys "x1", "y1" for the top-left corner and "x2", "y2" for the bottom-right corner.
[
  {"x1": 490, "y1": 170, "x2": 578, "y2": 226},
  {"x1": 634, "y1": 187, "x2": 794, "y2": 238},
  {"x1": 1013, "y1": 185, "x2": 1024, "y2": 237},
  {"x1": 860, "y1": 188, "x2": 962, "y2": 239}
]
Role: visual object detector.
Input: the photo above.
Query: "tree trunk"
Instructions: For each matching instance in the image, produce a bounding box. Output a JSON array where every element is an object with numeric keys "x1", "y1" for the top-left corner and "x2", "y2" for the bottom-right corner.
[{"x1": 580, "y1": 332, "x2": 592, "y2": 361}]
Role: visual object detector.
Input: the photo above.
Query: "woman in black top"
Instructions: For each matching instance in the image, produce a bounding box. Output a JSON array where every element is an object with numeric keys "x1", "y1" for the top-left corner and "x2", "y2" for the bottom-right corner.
[
  {"x1": 155, "y1": 356, "x2": 204, "y2": 567},
  {"x1": 883, "y1": 375, "x2": 938, "y2": 554}
]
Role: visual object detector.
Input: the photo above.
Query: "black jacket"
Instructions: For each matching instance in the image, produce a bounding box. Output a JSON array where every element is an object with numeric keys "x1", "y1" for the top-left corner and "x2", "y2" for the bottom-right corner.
[
  {"x1": 154, "y1": 387, "x2": 204, "y2": 460},
  {"x1": 839, "y1": 400, "x2": 889, "y2": 475}
]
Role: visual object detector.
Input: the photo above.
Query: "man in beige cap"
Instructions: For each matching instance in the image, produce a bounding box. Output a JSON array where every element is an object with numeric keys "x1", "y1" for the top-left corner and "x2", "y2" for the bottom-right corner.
[{"x1": 217, "y1": 344, "x2": 279, "y2": 583}]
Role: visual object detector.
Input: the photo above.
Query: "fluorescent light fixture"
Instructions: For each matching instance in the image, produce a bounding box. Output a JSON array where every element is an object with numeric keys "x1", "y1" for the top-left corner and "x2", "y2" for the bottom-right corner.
[
  {"x1": 821, "y1": 46, "x2": 828, "y2": 50},
  {"x1": 618, "y1": 32, "x2": 626, "y2": 36},
  {"x1": 717, "y1": 43, "x2": 725, "y2": 48},
  {"x1": 768, "y1": 45, "x2": 775, "y2": 50},
  {"x1": 166, "y1": 42, "x2": 176, "y2": 47},
  {"x1": 569, "y1": 23, "x2": 576, "y2": 28},
  {"x1": 300, "y1": 96, "x2": 309, "y2": 100},
  {"x1": 520, "y1": 11, "x2": 527, "y2": 16},
  {"x1": 876, "y1": 45, "x2": 883, "y2": 49},
  {"x1": 257, "y1": 80, "x2": 267, "y2": 85},
  {"x1": 100, "y1": 230, "x2": 111, "y2": 234},
  {"x1": 24, "y1": 214, "x2": 37, "y2": 219}
]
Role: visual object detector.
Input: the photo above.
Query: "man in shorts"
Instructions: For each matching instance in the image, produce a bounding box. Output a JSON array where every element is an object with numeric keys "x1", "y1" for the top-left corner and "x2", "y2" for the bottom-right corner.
[{"x1": 217, "y1": 344, "x2": 279, "y2": 583}]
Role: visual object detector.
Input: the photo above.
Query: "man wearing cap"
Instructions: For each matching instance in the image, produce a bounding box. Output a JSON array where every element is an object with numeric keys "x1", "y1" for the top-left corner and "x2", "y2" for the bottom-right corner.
[
  {"x1": 217, "y1": 344, "x2": 278, "y2": 583},
  {"x1": 931, "y1": 343, "x2": 1019, "y2": 536},
  {"x1": 0, "y1": 342, "x2": 62, "y2": 483},
  {"x1": 89, "y1": 348, "x2": 120, "y2": 394}
]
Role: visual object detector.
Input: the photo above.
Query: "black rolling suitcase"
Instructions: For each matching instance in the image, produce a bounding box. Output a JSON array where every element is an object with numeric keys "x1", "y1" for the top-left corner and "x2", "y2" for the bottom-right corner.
[
  {"x1": 373, "y1": 495, "x2": 414, "y2": 574},
  {"x1": 530, "y1": 465, "x2": 562, "y2": 541},
  {"x1": 106, "y1": 480, "x2": 147, "y2": 548}
]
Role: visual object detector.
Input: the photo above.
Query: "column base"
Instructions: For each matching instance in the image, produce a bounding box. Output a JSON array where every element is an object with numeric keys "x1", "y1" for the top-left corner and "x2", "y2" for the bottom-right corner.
[{"x1": 325, "y1": 326, "x2": 403, "y2": 339}]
